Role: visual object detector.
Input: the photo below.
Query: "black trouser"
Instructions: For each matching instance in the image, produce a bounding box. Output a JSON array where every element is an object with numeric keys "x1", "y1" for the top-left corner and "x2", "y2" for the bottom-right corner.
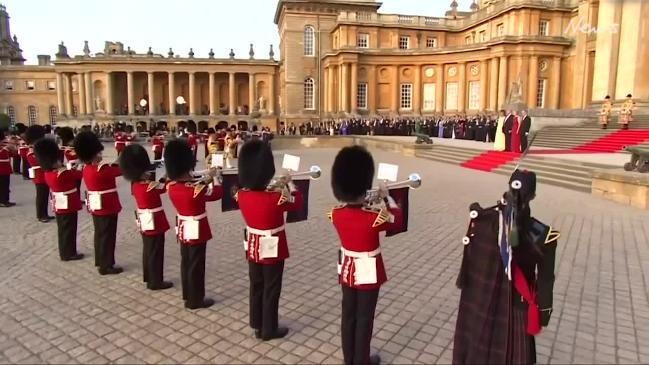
[
  {"x1": 521, "y1": 136, "x2": 529, "y2": 153},
  {"x1": 35, "y1": 183, "x2": 50, "y2": 219},
  {"x1": 21, "y1": 158, "x2": 30, "y2": 179},
  {"x1": 180, "y1": 243, "x2": 206, "y2": 306},
  {"x1": 341, "y1": 286, "x2": 380, "y2": 365},
  {"x1": 142, "y1": 234, "x2": 165, "y2": 288},
  {"x1": 12, "y1": 157, "x2": 20, "y2": 174},
  {"x1": 154, "y1": 150, "x2": 162, "y2": 161},
  {"x1": 0, "y1": 175, "x2": 9, "y2": 204},
  {"x1": 249, "y1": 261, "x2": 285, "y2": 337},
  {"x1": 92, "y1": 214, "x2": 118, "y2": 271},
  {"x1": 56, "y1": 213, "x2": 78, "y2": 260}
]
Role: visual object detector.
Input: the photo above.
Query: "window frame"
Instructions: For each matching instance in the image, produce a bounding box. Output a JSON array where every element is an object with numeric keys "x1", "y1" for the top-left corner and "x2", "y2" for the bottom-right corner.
[
  {"x1": 47, "y1": 81, "x2": 56, "y2": 91},
  {"x1": 357, "y1": 82, "x2": 368, "y2": 110},
  {"x1": 497, "y1": 23, "x2": 505, "y2": 37},
  {"x1": 26, "y1": 80, "x2": 36, "y2": 91},
  {"x1": 426, "y1": 37, "x2": 438, "y2": 48},
  {"x1": 27, "y1": 105, "x2": 38, "y2": 125},
  {"x1": 4, "y1": 80, "x2": 14, "y2": 90},
  {"x1": 49, "y1": 106, "x2": 57, "y2": 124},
  {"x1": 468, "y1": 81, "x2": 481, "y2": 110},
  {"x1": 445, "y1": 82, "x2": 459, "y2": 111},
  {"x1": 539, "y1": 20, "x2": 549, "y2": 36},
  {"x1": 357, "y1": 33, "x2": 369, "y2": 48},
  {"x1": 423, "y1": 83, "x2": 436, "y2": 111},
  {"x1": 536, "y1": 79, "x2": 546, "y2": 108},
  {"x1": 6, "y1": 106, "x2": 16, "y2": 123},
  {"x1": 400, "y1": 83, "x2": 413, "y2": 110},
  {"x1": 398, "y1": 36, "x2": 410, "y2": 50},
  {"x1": 304, "y1": 78, "x2": 315, "y2": 110},
  {"x1": 304, "y1": 26, "x2": 315, "y2": 57}
]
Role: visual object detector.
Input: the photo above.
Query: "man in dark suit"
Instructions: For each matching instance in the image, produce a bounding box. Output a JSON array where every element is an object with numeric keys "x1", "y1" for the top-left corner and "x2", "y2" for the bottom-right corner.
[
  {"x1": 520, "y1": 110, "x2": 532, "y2": 152},
  {"x1": 502, "y1": 110, "x2": 514, "y2": 152}
]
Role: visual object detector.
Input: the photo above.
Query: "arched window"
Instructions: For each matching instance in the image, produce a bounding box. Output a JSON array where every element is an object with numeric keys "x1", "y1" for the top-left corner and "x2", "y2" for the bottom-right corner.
[
  {"x1": 27, "y1": 105, "x2": 37, "y2": 125},
  {"x1": 304, "y1": 78, "x2": 315, "y2": 110},
  {"x1": 304, "y1": 26, "x2": 315, "y2": 56},
  {"x1": 49, "y1": 106, "x2": 57, "y2": 125},
  {"x1": 6, "y1": 106, "x2": 16, "y2": 123}
]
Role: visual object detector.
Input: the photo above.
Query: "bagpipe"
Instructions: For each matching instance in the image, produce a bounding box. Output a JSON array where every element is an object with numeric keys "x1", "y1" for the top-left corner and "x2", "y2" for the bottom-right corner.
[{"x1": 364, "y1": 164, "x2": 422, "y2": 236}]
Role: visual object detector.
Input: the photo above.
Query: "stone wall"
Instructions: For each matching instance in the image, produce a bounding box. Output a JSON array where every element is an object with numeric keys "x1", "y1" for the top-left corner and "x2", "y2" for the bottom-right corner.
[{"x1": 591, "y1": 169, "x2": 649, "y2": 209}]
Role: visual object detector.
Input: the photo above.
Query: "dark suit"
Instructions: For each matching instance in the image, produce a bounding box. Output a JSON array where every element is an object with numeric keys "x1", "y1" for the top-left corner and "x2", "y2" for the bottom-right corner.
[
  {"x1": 502, "y1": 115, "x2": 514, "y2": 152},
  {"x1": 520, "y1": 116, "x2": 531, "y2": 152}
]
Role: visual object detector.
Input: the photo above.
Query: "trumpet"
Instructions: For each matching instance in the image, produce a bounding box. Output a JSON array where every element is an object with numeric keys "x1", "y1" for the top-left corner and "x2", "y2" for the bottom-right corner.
[
  {"x1": 267, "y1": 165, "x2": 322, "y2": 190},
  {"x1": 365, "y1": 173, "x2": 422, "y2": 204}
]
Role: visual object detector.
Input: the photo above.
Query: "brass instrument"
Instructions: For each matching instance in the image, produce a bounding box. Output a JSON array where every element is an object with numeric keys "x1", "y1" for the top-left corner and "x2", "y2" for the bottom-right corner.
[
  {"x1": 266, "y1": 165, "x2": 322, "y2": 190},
  {"x1": 364, "y1": 173, "x2": 422, "y2": 205}
]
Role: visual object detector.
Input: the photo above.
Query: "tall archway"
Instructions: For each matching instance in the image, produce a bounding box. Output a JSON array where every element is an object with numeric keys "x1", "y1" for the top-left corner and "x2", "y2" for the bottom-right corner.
[{"x1": 93, "y1": 80, "x2": 106, "y2": 112}]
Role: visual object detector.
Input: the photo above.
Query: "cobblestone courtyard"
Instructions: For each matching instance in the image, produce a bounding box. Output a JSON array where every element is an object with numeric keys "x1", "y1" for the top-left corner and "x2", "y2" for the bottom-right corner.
[{"x1": 1, "y1": 146, "x2": 648, "y2": 364}]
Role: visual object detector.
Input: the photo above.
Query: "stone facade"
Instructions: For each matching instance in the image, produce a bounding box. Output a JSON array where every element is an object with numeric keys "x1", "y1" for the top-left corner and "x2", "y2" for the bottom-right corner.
[
  {"x1": 592, "y1": 169, "x2": 649, "y2": 209},
  {"x1": 0, "y1": 0, "x2": 648, "y2": 130}
]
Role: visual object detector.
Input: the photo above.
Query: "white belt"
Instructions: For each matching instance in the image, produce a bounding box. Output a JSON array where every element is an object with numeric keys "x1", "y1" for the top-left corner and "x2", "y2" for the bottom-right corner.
[
  {"x1": 246, "y1": 225, "x2": 285, "y2": 237},
  {"x1": 31, "y1": 166, "x2": 41, "y2": 170},
  {"x1": 67, "y1": 159, "x2": 78, "y2": 163},
  {"x1": 177, "y1": 212, "x2": 207, "y2": 221},
  {"x1": 0, "y1": 159, "x2": 9, "y2": 163},
  {"x1": 53, "y1": 188, "x2": 77, "y2": 196},
  {"x1": 137, "y1": 207, "x2": 164, "y2": 214},
  {"x1": 126, "y1": 141, "x2": 133, "y2": 145},
  {"x1": 341, "y1": 247, "x2": 381, "y2": 258},
  {"x1": 87, "y1": 188, "x2": 117, "y2": 195}
]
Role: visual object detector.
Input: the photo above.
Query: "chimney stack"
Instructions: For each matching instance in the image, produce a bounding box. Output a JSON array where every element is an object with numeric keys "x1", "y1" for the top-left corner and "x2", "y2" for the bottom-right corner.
[{"x1": 37, "y1": 54, "x2": 51, "y2": 66}]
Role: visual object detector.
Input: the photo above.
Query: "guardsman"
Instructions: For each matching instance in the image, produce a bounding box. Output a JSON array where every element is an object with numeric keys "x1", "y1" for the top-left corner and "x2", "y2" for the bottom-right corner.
[
  {"x1": 33, "y1": 138, "x2": 84, "y2": 262},
  {"x1": 453, "y1": 169, "x2": 559, "y2": 365},
  {"x1": 120, "y1": 144, "x2": 173, "y2": 291},
  {"x1": 151, "y1": 130, "x2": 165, "y2": 161},
  {"x1": 237, "y1": 140, "x2": 303, "y2": 341},
  {"x1": 10, "y1": 124, "x2": 24, "y2": 175},
  {"x1": 0, "y1": 129, "x2": 17, "y2": 207},
  {"x1": 25, "y1": 125, "x2": 53, "y2": 223},
  {"x1": 114, "y1": 129, "x2": 126, "y2": 156},
  {"x1": 17, "y1": 124, "x2": 31, "y2": 180},
  {"x1": 329, "y1": 146, "x2": 403, "y2": 365},
  {"x1": 164, "y1": 139, "x2": 223, "y2": 309},
  {"x1": 599, "y1": 95, "x2": 612, "y2": 129},
  {"x1": 619, "y1": 94, "x2": 635, "y2": 130},
  {"x1": 186, "y1": 124, "x2": 199, "y2": 161},
  {"x1": 74, "y1": 131, "x2": 124, "y2": 276}
]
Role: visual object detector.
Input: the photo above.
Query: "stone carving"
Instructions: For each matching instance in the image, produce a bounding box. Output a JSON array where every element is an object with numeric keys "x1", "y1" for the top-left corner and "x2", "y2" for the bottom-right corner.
[
  {"x1": 258, "y1": 96, "x2": 266, "y2": 111},
  {"x1": 209, "y1": 48, "x2": 215, "y2": 59},
  {"x1": 56, "y1": 42, "x2": 69, "y2": 59},
  {"x1": 147, "y1": 47, "x2": 153, "y2": 57},
  {"x1": 189, "y1": 48, "x2": 195, "y2": 58},
  {"x1": 229, "y1": 49, "x2": 235, "y2": 59},
  {"x1": 249, "y1": 44, "x2": 255, "y2": 59},
  {"x1": 83, "y1": 41, "x2": 90, "y2": 57},
  {"x1": 269, "y1": 45, "x2": 275, "y2": 60},
  {"x1": 507, "y1": 74, "x2": 524, "y2": 104},
  {"x1": 168, "y1": 48, "x2": 174, "y2": 58},
  {"x1": 95, "y1": 97, "x2": 104, "y2": 112}
]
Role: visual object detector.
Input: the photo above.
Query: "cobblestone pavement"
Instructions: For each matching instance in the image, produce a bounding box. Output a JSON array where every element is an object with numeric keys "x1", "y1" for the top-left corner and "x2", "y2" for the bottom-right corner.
[{"x1": 1, "y1": 145, "x2": 648, "y2": 364}]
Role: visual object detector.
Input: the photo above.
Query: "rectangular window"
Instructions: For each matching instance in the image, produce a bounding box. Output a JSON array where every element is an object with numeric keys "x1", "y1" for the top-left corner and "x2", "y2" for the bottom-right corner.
[
  {"x1": 539, "y1": 20, "x2": 549, "y2": 36},
  {"x1": 426, "y1": 37, "x2": 438, "y2": 48},
  {"x1": 497, "y1": 23, "x2": 505, "y2": 37},
  {"x1": 26, "y1": 80, "x2": 35, "y2": 90},
  {"x1": 423, "y1": 83, "x2": 436, "y2": 111},
  {"x1": 480, "y1": 31, "x2": 487, "y2": 42},
  {"x1": 47, "y1": 81, "x2": 56, "y2": 90},
  {"x1": 400, "y1": 84, "x2": 412, "y2": 110},
  {"x1": 445, "y1": 82, "x2": 458, "y2": 110},
  {"x1": 4, "y1": 80, "x2": 13, "y2": 90},
  {"x1": 357, "y1": 33, "x2": 369, "y2": 48},
  {"x1": 536, "y1": 79, "x2": 546, "y2": 108},
  {"x1": 357, "y1": 83, "x2": 368, "y2": 109},
  {"x1": 468, "y1": 81, "x2": 480, "y2": 110},
  {"x1": 399, "y1": 36, "x2": 410, "y2": 50}
]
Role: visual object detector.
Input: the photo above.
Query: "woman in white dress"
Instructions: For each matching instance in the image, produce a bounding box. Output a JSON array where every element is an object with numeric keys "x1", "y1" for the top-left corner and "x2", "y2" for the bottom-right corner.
[{"x1": 493, "y1": 110, "x2": 506, "y2": 151}]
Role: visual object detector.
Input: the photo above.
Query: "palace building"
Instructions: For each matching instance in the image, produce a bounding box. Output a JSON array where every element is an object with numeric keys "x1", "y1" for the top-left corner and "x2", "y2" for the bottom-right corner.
[{"x1": 0, "y1": 0, "x2": 648, "y2": 129}]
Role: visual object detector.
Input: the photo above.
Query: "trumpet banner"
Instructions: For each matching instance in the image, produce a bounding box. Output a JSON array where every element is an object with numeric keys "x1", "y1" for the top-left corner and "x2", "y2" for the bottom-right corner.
[
  {"x1": 386, "y1": 187, "x2": 410, "y2": 237},
  {"x1": 221, "y1": 173, "x2": 241, "y2": 212},
  {"x1": 286, "y1": 179, "x2": 311, "y2": 223}
]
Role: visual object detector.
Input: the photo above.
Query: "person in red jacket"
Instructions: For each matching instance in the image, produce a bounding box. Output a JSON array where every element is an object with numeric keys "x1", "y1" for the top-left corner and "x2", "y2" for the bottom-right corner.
[
  {"x1": 119, "y1": 144, "x2": 173, "y2": 291},
  {"x1": 329, "y1": 146, "x2": 403, "y2": 365},
  {"x1": 25, "y1": 125, "x2": 54, "y2": 223},
  {"x1": 74, "y1": 131, "x2": 123, "y2": 275},
  {"x1": 114, "y1": 130, "x2": 126, "y2": 156},
  {"x1": 151, "y1": 131, "x2": 165, "y2": 161},
  {"x1": 57, "y1": 127, "x2": 82, "y2": 194},
  {"x1": 0, "y1": 129, "x2": 18, "y2": 207},
  {"x1": 33, "y1": 138, "x2": 84, "y2": 261},
  {"x1": 237, "y1": 140, "x2": 303, "y2": 341},
  {"x1": 186, "y1": 124, "x2": 199, "y2": 161},
  {"x1": 164, "y1": 139, "x2": 223, "y2": 309}
]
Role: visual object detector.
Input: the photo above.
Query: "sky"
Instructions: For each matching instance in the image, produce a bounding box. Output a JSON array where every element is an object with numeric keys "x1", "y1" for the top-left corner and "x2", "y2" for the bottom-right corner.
[{"x1": 3, "y1": 0, "x2": 475, "y2": 64}]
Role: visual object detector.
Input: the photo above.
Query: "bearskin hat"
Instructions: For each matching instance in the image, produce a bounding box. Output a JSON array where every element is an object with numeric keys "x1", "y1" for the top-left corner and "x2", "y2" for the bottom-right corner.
[
  {"x1": 627, "y1": 94, "x2": 633, "y2": 98},
  {"x1": 187, "y1": 121, "x2": 197, "y2": 134},
  {"x1": 238, "y1": 140, "x2": 275, "y2": 190},
  {"x1": 509, "y1": 169, "x2": 536, "y2": 203},
  {"x1": 33, "y1": 137, "x2": 61, "y2": 170},
  {"x1": 331, "y1": 146, "x2": 374, "y2": 203},
  {"x1": 14, "y1": 123, "x2": 27, "y2": 135},
  {"x1": 73, "y1": 131, "x2": 104, "y2": 164},
  {"x1": 24, "y1": 125, "x2": 45, "y2": 145},
  {"x1": 57, "y1": 127, "x2": 75, "y2": 146},
  {"x1": 119, "y1": 144, "x2": 153, "y2": 182},
  {"x1": 163, "y1": 139, "x2": 195, "y2": 180}
]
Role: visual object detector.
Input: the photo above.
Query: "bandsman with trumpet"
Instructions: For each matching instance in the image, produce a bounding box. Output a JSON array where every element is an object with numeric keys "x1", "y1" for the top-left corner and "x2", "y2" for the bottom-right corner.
[
  {"x1": 74, "y1": 131, "x2": 124, "y2": 276},
  {"x1": 236, "y1": 141, "x2": 307, "y2": 341},
  {"x1": 24, "y1": 125, "x2": 53, "y2": 223},
  {"x1": 164, "y1": 139, "x2": 223, "y2": 310},
  {"x1": 120, "y1": 144, "x2": 173, "y2": 291},
  {"x1": 329, "y1": 146, "x2": 408, "y2": 365}
]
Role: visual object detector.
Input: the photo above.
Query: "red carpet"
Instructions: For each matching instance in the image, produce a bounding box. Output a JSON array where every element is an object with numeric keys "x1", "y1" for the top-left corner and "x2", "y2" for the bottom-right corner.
[
  {"x1": 460, "y1": 151, "x2": 520, "y2": 172},
  {"x1": 571, "y1": 130, "x2": 649, "y2": 152}
]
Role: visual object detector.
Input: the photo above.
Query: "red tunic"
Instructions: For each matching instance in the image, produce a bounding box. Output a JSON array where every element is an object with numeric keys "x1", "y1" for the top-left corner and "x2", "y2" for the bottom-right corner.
[
  {"x1": 151, "y1": 135, "x2": 164, "y2": 153},
  {"x1": 0, "y1": 145, "x2": 16, "y2": 175},
  {"x1": 125, "y1": 134, "x2": 135, "y2": 145},
  {"x1": 114, "y1": 133, "x2": 126, "y2": 153},
  {"x1": 237, "y1": 190, "x2": 303, "y2": 265},
  {"x1": 187, "y1": 134, "x2": 198, "y2": 154},
  {"x1": 131, "y1": 181, "x2": 170, "y2": 236},
  {"x1": 330, "y1": 205, "x2": 403, "y2": 290},
  {"x1": 18, "y1": 144, "x2": 29, "y2": 160},
  {"x1": 26, "y1": 150, "x2": 46, "y2": 184},
  {"x1": 62, "y1": 147, "x2": 78, "y2": 165},
  {"x1": 82, "y1": 163, "x2": 122, "y2": 216},
  {"x1": 44, "y1": 168, "x2": 83, "y2": 214},
  {"x1": 167, "y1": 181, "x2": 223, "y2": 245}
]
